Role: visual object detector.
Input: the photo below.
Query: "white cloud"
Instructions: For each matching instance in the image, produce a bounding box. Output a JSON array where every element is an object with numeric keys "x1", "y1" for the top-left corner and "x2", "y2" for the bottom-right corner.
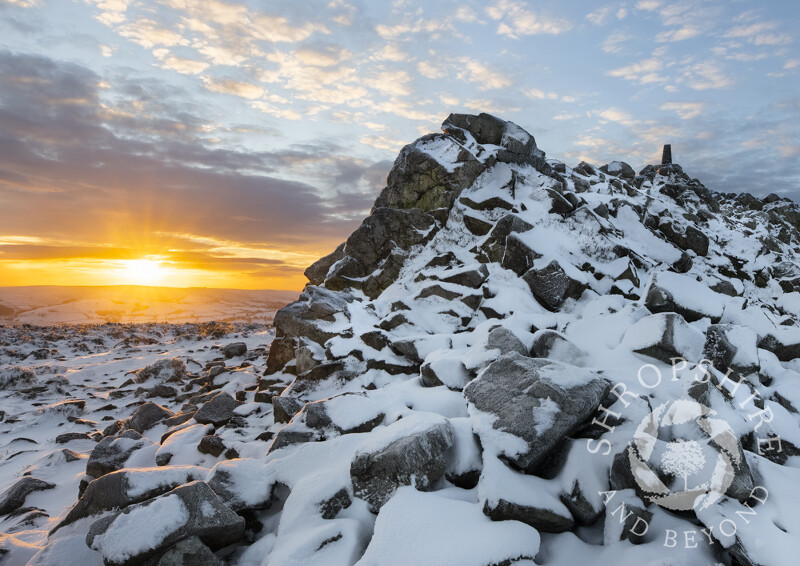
[
  {"x1": 159, "y1": 55, "x2": 210, "y2": 74},
  {"x1": 586, "y1": 6, "x2": 613, "y2": 26},
  {"x1": 681, "y1": 62, "x2": 733, "y2": 90},
  {"x1": 523, "y1": 88, "x2": 558, "y2": 100},
  {"x1": 656, "y1": 25, "x2": 702, "y2": 42},
  {"x1": 439, "y1": 93, "x2": 459, "y2": 106},
  {"x1": 724, "y1": 20, "x2": 792, "y2": 46},
  {"x1": 99, "y1": 44, "x2": 117, "y2": 57},
  {"x1": 418, "y1": 61, "x2": 446, "y2": 79},
  {"x1": 602, "y1": 31, "x2": 632, "y2": 54},
  {"x1": 552, "y1": 113, "x2": 579, "y2": 120},
  {"x1": 594, "y1": 108, "x2": 638, "y2": 126},
  {"x1": 457, "y1": 58, "x2": 512, "y2": 90},
  {"x1": 660, "y1": 102, "x2": 707, "y2": 119},
  {"x1": 202, "y1": 77, "x2": 265, "y2": 99},
  {"x1": 486, "y1": 0, "x2": 572, "y2": 38},
  {"x1": 607, "y1": 54, "x2": 666, "y2": 84},
  {"x1": 635, "y1": 0, "x2": 660, "y2": 11},
  {"x1": 454, "y1": 6, "x2": 479, "y2": 23},
  {"x1": 370, "y1": 44, "x2": 406, "y2": 62},
  {"x1": 463, "y1": 98, "x2": 519, "y2": 114},
  {"x1": 360, "y1": 134, "x2": 405, "y2": 151},
  {"x1": 364, "y1": 70, "x2": 413, "y2": 96}
]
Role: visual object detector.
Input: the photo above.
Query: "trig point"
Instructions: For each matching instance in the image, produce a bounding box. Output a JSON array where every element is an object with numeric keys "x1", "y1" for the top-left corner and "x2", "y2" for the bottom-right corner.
[{"x1": 661, "y1": 144, "x2": 672, "y2": 165}]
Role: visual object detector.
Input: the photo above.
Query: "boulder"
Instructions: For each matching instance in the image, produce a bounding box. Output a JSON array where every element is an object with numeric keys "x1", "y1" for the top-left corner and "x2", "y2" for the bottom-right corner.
[
  {"x1": 86, "y1": 481, "x2": 244, "y2": 566},
  {"x1": 86, "y1": 431, "x2": 153, "y2": 479},
  {"x1": 464, "y1": 353, "x2": 610, "y2": 473},
  {"x1": 350, "y1": 413, "x2": 454, "y2": 511},
  {"x1": 194, "y1": 391, "x2": 239, "y2": 427},
  {"x1": 530, "y1": 330, "x2": 587, "y2": 365},
  {"x1": 601, "y1": 161, "x2": 635, "y2": 179},
  {"x1": 222, "y1": 342, "x2": 247, "y2": 359},
  {"x1": 126, "y1": 402, "x2": 173, "y2": 433},
  {"x1": 0, "y1": 477, "x2": 55, "y2": 516},
  {"x1": 643, "y1": 271, "x2": 725, "y2": 323},
  {"x1": 272, "y1": 396, "x2": 305, "y2": 424},
  {"x1": 620, "y1": 312, "x2": 704, "y2": 363},
  {"x1": 134, "y1": 358, "x2": 187, "y2": 384},
  {"x1": 54, "y1": 466, "x2": 205, "y2": 531},
  {"x1": 373, "y1": 133, "x2": 485, "y2": 212},
  {"x1": 486, "y1": 326, "x2": 528, "y2": 357},
  {"x1": 156, "y1": 537, "x2": 221, "y2": 566},
  {"x1": 523, "y1": 260, "x2": 586, "y2": 311},
  {"x1": 304, "y1": 242, "x2": 345, "y2": 285}
]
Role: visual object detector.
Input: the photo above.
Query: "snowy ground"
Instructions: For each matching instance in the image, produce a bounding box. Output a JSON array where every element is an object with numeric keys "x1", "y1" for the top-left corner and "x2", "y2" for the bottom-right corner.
[{"x1": 0, "y1": 322, "x2": 275, "y2": 563}]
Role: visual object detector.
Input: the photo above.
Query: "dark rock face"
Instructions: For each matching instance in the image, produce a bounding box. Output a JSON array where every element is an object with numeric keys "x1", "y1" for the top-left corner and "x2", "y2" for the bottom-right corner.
[
  {"x1": 523, "y1": 260, "x2": 586, "y2": 311},
  {"x1": 350, "y1": 415, "x2": 454, "y2": 511},
  {"x1": 464, "y1": 354, "x2": 610, "y2": 473},
  {"x1": 304, "y1": 242, "x2": 345, "y2": 286},
  {"x1": 194, "y1": 391, "x2": 239, "y2": 426},
  {"x1": 0, "y1": 477, "x2": 55, "y2": 516},
  {"x1": 272, "y1": 396, "x2": 304, "y2": 424},
  {"x1": 374, "y1": 133, "x2": 485, "y2": 212},
  {"x1": 86, "y1": 481, "x2": 244, "y2": 566}
]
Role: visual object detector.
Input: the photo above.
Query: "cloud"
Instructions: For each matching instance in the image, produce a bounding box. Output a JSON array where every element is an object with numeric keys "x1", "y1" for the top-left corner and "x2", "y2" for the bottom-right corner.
[
  {"x1": 457, "y1": 58, "x2": 512, "y2": 90},
  {"x1": 681, "y1": 61, "x2": 733, "y2": 90},
  {"x1": 523, "y1": 88, "x2": 558, "y2": 100},
  {"x1": 418, "y1": 60, "x2": 446, "y2": 79},
  {"x1": 0, "y1": 50, "x2": 386, "y2": 274},
  {"x1": 607, "y1": 54, "x2": 666, "y2": 84},
  {"x1": 594, "y1": 108, "x2": 639, "y2": 126},
  {"x1": 660, "y1": 101, "x2": 707, "y2": 119},
  {"x1": 602, "y1": 31, "x2": 632, "y2": 54},
  {"x1": 201, "y1": 77, "x2": 265, "y2": 99},
  {"x1": 485, "y1": 0, "x2": 572, "y2": 38}
]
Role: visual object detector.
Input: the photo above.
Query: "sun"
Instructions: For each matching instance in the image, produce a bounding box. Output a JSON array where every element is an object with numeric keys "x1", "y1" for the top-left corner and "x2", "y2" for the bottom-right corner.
[{"x1": 121, "y1": 259, "x2": 164, "y2": 285}]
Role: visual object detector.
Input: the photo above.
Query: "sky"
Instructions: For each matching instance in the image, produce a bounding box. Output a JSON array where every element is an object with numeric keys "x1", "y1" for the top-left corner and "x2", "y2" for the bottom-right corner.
[{"x1": 0, "y1": 0, "x2": 798, "y2": 290}]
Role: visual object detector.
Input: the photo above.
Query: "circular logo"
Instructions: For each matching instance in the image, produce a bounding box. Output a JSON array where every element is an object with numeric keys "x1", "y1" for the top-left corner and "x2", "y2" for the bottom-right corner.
[{"x1": 629, "y1": 399, "x2": 740, "y2": 511}]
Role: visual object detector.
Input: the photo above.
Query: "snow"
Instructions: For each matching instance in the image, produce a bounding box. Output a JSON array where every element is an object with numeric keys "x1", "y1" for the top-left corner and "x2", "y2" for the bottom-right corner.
[
  {"x1": 356, "y1": 486, "x2": 541, "y2": 566},
  {"x1": 646, "y1": 271, "x2": 726, "y2": 320},
  {"x1": 89, "y1": 494, "x2": 188, "y2": 562},
  {"x1": 352, "y1": 412, "x2": 449, "y2": 457}
]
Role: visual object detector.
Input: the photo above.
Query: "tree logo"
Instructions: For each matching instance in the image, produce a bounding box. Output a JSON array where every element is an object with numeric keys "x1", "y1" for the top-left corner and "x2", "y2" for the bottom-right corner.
[{"x1": 628, "y1": 399, "x2": 738, "y2": 511}]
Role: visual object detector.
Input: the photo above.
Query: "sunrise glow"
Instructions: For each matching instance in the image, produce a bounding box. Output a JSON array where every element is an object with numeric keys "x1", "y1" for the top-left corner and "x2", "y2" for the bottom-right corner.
[{"x1": 120, "y1": 259, "x2": 164, "y2": 285}]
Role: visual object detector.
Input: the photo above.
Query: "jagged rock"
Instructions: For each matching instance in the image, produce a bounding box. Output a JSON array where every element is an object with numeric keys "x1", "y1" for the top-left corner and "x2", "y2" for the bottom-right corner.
[
  {"x1": 134, "y1": 358, "x2": 187, "y2": 384},
  {"x1": 305, "y1": 242, "x2": 345, "y2": 285},
  {"x1": 303, "y1": 393, "x2": 385, "y2": 434},
  {"x1": 222, "y1": 342, "x2": 247, "y2": 358},
  {"x1": 0, "y1": 477, "x2": 55, "y2": 516},
  {"x1": 601, "y1": 161, "x2": 635, "y2": 179},
  {"x1": 86, "y1": 431, "x2": 153, "y2": 479},
  {"x1": 156, "y1": 536, "x2": 222, "y2": 566},
  {"x1": 54, "y1": 466, "x2": 205, "y2": 531},
  {"x1": 441, "y1": 265, "x2": 488, "y2": 288},
  {"x1": 443, "y1": 112, "x2": 549, "y2": 171},
  {"x1": 373, "y1": 132, "x2": 485, "y2": 212},
  {"x1": 55, "y1": 431, "x2": 92, "y2": 444},
  {"x1": 703, "y1": 325, "x2": 759, "y2": 377},
  {"x1": 603, "y1": 490, "x2": 652, "y2": 545},
  {"x1": 194, "y1": 391, "x2": 239, "y2": 426},
  {"x1": 465, "y1": 353, "x2": 611, "y2": 473},
  {"x1": 484, "y1": 497, "x2": 574, "y2": 534},
  {"x1": 126, "y1": 402, "x2": 173, "y2": 433},
  {"x1": 272, "y1": 396, "x2": 304, "y2": 424},
  {"x1": 86, "y1": 481, "x2": 244, "y2": 566},
  {"x1": 757, "y1": 333, "x2": 800, "y2": 362},
  {"x1": 658, "y1": 220, "x2": 709, "y2": 256},
  {"x1": 197, "y1": 435, "x2": 226, "y2": 457},
  {"x1": 643, "y1": 271, "x2": 725, "y2": 323},
  {"x1": 478, "y1": 213, "x2": 534, "y2": 264},
  {"x1": 420, "y1": 350, "x2": 470, "y2": 390},
  {"x1": 350, "y1": 413, "x2": 454, "y2": 511},
  {"x1": 486, "y1": 326, "x2": 528, "y2": 357},
  {"x1": 620, "y1": 313, "x2": 704, "y2": 363},
  {"x1": 530, "y1": 330, "x2": 587, "y2": 365},
  {"x1": 523, "y1": 260, "x2": 586, "y2": 311}
]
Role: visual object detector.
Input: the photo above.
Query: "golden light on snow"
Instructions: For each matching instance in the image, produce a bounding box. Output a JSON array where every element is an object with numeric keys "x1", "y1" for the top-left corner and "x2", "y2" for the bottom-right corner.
[{"x1": 120, "y1": 259, "x2": 165, "y2": 285}]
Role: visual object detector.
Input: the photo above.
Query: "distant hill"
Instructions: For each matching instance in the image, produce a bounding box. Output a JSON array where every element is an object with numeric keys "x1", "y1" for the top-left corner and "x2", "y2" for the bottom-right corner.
[{"x1": 0, "y1": 286, "x2": 299, "y2": 325}]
